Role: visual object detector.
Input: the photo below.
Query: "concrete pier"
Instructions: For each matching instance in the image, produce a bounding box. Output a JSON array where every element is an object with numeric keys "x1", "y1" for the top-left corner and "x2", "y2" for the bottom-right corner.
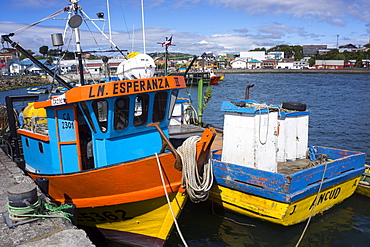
[{"x1": 0, "y1": 150, "x2": 95, "y2": 247}]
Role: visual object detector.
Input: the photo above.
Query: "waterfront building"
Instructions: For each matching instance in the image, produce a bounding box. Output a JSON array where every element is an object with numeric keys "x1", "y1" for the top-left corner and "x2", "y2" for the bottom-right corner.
[
  {"x1": 231, "y1": 58, "x2": 247, "y2": 69},
  {"x1": 303, "y1": 45, "x2": 327, "y2": 56},
  {"x1": 313, "y1": 60, "x2": 344, "y2": 69},
  {"x1": 247, "y1": 59, "x2": 261, "y2": 69},
  {"x1": 240, "y1": 51, "x2": 265, "y2": 61}
]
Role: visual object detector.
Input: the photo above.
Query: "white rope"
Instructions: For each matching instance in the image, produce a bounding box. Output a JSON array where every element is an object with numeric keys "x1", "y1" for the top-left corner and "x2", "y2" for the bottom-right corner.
[
  {"x1": 154, "y1": 153, "x2": 188, "y2": 247},
  {"x1": 177, "y1": 136, "x2": 214, "y2": 203},
  {"x1": 295, "y1": 161, "x2": 328, "y2": 247},
  {"x1": 183, "y1": 104, "x2": 198, "y2": 125},
  {"x1": 254, "y1": 103, "x2": 270, "y2": 145}
]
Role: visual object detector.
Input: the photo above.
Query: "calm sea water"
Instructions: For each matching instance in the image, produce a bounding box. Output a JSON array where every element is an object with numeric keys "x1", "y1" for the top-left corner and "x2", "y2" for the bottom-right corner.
[
  {"x1": 170, "y1": 73, "x2": 370, "y2": 247},
  {"x1": 1, "y1": 73, "x2": 369, "y2": 246}
]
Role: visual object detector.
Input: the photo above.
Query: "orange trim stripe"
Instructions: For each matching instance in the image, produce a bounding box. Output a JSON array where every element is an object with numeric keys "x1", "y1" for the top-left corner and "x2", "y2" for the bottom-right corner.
[
  {"x1": 58, "y1": 141, "x2": 78, "y2": 145},
  {"x1": 27, "y1": 153, "x2": 182, "y2": 208},
  {"x1": 34, "y1": 76, "x2": 186, "y2": 109},
  {"x1": 17, "y1": 129, "x2": 50, "y2": 141}
]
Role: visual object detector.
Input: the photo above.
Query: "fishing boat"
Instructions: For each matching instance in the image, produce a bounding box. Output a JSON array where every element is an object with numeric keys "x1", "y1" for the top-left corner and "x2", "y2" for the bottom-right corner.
[
  {"x1": 2, "y1": 1, "x2": 216, "y2": 246},
  {"x1": 356, "y1": 165, "x2": 370, "y2": 197},
  {"x1": 27, "y1": 87, "x2": 49, "y2": 94},
  {"x1": 209, "y1": 71, "x2": 221, "y2": 85},
  {"x1": 216, "y1": 73, "x2": 225, "y2": 81},
  {"x1": 210, "y1": 74, "x2": 221, "y2": 84},
  {"x1": 209, "y1": 95, "x2": 366, "y2": 226}
]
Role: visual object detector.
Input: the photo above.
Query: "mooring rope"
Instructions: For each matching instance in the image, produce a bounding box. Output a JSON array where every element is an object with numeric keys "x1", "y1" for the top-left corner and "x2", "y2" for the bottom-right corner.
[
  {"x1": 177, "y1": 136, "x2": 214, "y2": 203},
  {"x1": 154, "y1": 153, "x2": 188, "y2": 247},
  {"x1": 295, "y1": 160, "x2": 329, "y2": 247},
  {"x1": 7, "y1": 198, "x2": 73, "y2": 222}
]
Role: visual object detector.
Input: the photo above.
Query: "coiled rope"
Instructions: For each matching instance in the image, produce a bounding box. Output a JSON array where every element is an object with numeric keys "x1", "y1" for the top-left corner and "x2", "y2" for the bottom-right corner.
[
  {"x1": 177, "y1": 136, "x2": 214, "y2": 203},
  {"x1": 7, "y1": 198, "x2": 73, "y2": 222}
]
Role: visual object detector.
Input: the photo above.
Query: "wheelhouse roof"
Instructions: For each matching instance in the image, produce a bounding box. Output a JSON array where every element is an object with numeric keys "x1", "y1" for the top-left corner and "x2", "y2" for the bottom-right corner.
[{"x1": 34, "y1": 76, "x2": 186, "y2": 109}]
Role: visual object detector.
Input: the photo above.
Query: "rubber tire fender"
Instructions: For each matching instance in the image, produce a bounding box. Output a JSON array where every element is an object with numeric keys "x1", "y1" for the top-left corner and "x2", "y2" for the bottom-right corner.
[{"x1": 282, "y1": 102, "x2": 306, "y2": 111}]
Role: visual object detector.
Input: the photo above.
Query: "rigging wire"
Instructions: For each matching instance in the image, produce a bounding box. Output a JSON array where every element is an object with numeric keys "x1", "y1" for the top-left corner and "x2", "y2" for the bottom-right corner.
[
  {"x1": 12, "y1": 8, "x2": 67, "y2": 36},
  {"x1": 118, "y1": 0, "x2": 131, "y2": 40}
]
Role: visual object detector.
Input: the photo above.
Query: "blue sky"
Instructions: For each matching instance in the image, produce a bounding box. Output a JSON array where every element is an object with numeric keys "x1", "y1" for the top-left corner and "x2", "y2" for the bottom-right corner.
[{"x1": 1, "y1": 0, "x2": 370, "y2": 56}]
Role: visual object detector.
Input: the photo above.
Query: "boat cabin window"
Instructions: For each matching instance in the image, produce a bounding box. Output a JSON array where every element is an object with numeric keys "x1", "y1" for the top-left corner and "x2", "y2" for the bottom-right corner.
[
  {"x1": 168, "y1": 90, "x2": 179, "y2": 120},
  {"x1": 38, "y1": 142, "x2": 44, "y2": 154},
  {"x1": 134, "y1": 94, "x2": 149, "y2": 126},
  {"x1": 80, "y1": 102, "x2": 97, "y2": 133},
  {"x1": 153, "y1": 92, "x2": 168, "y2": 122},
  {"x1": 93, "y1": 100, "x2": 108, "y2": 132},
  {"x1": 114, "y1": 97, "x2": 130, "y2": 130}
]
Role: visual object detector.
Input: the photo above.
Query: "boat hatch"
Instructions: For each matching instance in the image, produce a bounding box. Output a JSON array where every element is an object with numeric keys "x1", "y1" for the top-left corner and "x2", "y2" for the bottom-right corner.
[{"x1": 55, "y1": 106, "x2": 82, "y2": 173}]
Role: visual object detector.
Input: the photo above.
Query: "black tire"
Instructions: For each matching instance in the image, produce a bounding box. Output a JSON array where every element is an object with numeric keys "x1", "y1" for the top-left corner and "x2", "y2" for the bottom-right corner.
[{"x1": 282, "y1": 102, "x2": 306, "y2": 111}]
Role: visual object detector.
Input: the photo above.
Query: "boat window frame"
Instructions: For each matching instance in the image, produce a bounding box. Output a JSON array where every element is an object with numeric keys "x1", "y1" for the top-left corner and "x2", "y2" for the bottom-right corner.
[
  {"x1": 79, "y1": 102, "x2": 97, "y2": 133},
  {"x1": 114, "y1": 96, "x2": 130, "y2": 131},
  {"x1": 92, "y1": 100, "x2": 108, "y2": 133},
  {"x1": 168, "y1": 90, "x2": 179, "y2": 120},
  {"x1": 134, "y1": 94, "x2": 149, "y2": 127},
  {"x1": 153, "y1": 91, "x2": 168, "y2": 123}
]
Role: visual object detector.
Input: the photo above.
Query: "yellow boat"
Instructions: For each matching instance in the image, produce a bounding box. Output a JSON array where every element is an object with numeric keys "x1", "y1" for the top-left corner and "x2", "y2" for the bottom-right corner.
[
  {"x1": 210, "y1": 99, "x2": 366, "y2": 226},
  {"x1": 356, "y1": 165, "x2": 370, "y2": 197}
]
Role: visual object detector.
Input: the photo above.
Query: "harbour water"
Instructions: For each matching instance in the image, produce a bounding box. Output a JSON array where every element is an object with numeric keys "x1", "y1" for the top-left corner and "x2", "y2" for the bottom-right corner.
[
  {"x1": 170, "y1": 73, "x2": 370, "y2": 247},
  {"x1": 1, "y1": 73, "x2": 369, "y2": 246}
]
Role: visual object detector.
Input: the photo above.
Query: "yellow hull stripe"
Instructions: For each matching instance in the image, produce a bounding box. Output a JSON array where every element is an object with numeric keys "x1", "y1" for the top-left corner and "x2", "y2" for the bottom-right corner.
[
  {"x1": 210, "y1": 177, "x2": 360, "y2": 226},
  {"x1": 78, "y1": 191, "x2": 187, "y2": 241}
]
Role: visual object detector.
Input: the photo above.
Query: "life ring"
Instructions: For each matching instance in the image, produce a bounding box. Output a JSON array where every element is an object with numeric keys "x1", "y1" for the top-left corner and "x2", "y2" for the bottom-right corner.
[{"x1": 282, "y1": 102, "x2": 306, "y2": 111}]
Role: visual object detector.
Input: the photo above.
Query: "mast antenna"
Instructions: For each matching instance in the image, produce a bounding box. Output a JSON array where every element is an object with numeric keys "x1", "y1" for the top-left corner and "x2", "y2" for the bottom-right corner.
[
  {"x1": 141, "y1": 0, "x2": 146, "y2": 54},
  {"x1": 106, "y1": 0, "x2": 112, "y2": 48}
]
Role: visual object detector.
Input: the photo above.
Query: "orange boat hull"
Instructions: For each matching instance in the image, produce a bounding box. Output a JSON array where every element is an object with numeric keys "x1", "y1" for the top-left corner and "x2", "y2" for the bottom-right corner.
[{"x1": 28, "y1": 152, "x2": 185, "y2": 246}]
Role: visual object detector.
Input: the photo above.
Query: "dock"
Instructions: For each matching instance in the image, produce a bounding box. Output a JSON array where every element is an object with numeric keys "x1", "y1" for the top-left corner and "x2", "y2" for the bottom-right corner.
[{"x1": 0, "y1": 150, "x2": 94, "y2": 247}]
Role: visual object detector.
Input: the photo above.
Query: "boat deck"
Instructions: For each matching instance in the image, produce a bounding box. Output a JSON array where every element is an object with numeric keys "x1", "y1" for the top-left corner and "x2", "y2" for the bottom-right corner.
[{"x1": 170, "y1": 125, "x2": 315, "y2": 176}]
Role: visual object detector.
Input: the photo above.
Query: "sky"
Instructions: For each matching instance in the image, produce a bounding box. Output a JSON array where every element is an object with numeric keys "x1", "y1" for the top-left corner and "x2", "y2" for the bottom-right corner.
[{"x1": 1, "y1": 0, "x2": 370, "y2": 56}]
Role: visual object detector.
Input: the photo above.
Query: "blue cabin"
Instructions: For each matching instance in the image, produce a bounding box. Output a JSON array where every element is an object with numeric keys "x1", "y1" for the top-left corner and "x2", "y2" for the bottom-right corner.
[{"x1": 19, "y1": 76, "x2": 185, "y2": 174}]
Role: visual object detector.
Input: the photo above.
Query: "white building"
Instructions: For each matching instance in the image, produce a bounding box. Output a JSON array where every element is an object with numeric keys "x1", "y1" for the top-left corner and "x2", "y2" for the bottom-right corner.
[
  {"x1": 293, "y1": 61, "x2": 309, "y2": 69},
  {"x1": 247, "y1": 59, "x2": 261, "y2": 69},
  {"x1": 231, "y1": 59, "x2": 247, "y2": 69},
  {"x1": 277, "y1": 61, "x2": 294, "y2": 69},
  {"x1": 266, "y1": 51, "x2": 284, "y2": 60},
  {"x1": 240, "y1": 51, "x2": 266, "y2": 61},
  {"x1": 57, "y1": 58, "x2": 126, "y2": 74}
]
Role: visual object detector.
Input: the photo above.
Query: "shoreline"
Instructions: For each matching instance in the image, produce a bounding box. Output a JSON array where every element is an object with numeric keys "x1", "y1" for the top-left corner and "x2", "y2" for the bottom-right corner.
[
  {"x1": 214, "y1": 68, "x2": 370, "y2": 74},
  {"x1": 1, "y1": 69, "x2": 369, "y2": 91}
]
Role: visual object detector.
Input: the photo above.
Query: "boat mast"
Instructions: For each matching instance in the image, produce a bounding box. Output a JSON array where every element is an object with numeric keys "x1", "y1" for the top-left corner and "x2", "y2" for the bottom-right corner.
[
  {"x1": 141, "y1": 0, "x2": 146, "y2": 54},
  {"x1": 68, "y1": 0, "x2": 85, "y2": 85},
  {"x1": 106, "y1": 0, "x2": 112, "y2": 47}
]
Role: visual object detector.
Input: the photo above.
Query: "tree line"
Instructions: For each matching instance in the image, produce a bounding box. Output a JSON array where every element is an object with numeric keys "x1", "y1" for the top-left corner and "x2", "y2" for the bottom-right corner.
[{"x1": 251, "y1": 44, "x2": 370, "y2": 67}]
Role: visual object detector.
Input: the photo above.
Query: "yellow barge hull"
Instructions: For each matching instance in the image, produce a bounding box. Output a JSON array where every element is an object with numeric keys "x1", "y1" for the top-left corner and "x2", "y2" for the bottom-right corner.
[{"x1": 209, "y1": 177, "x2": 360, "y2": 226}]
